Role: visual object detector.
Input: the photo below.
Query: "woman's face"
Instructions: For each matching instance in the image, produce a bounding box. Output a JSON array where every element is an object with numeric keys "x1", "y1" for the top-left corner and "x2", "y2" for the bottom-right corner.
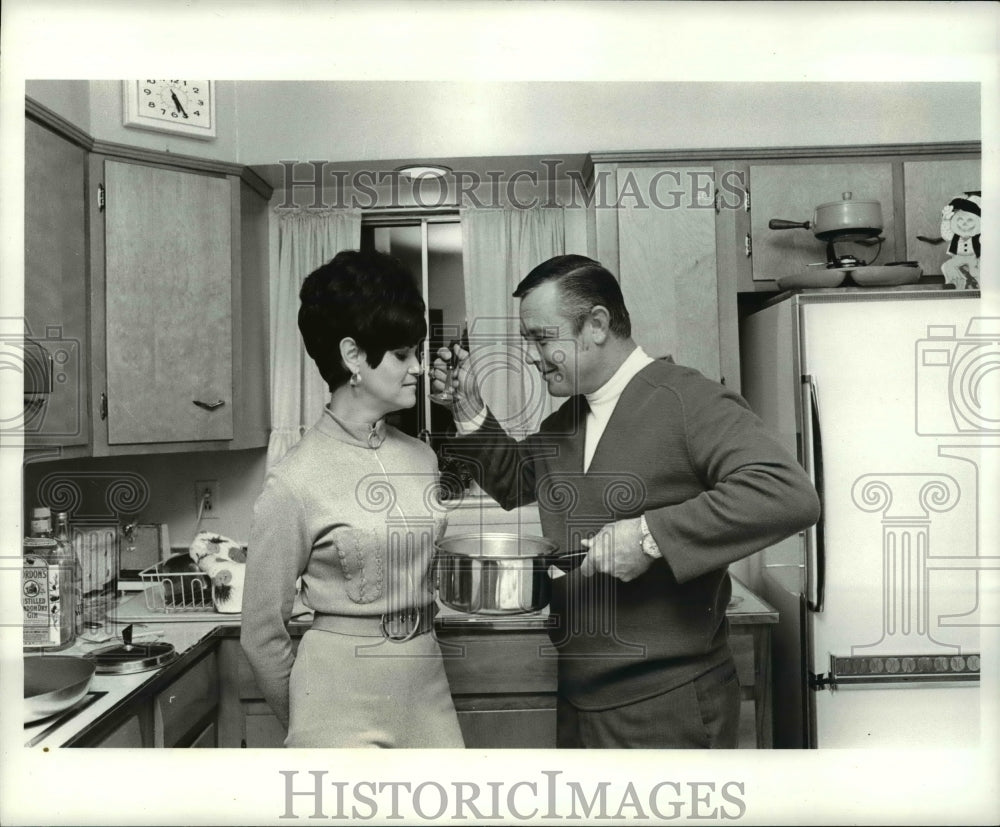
[{"x1": 360, "y1": 344, "x2": 423, "y2": 413}]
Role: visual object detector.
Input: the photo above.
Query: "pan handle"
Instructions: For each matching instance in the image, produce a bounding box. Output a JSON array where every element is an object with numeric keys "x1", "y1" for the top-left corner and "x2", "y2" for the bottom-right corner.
[
  {"x1": 769, "y1": 218, "x2": 812, "y2": 231},
  {"x1": 543, "y1": 549, "x2": 589, "y2": 573}
]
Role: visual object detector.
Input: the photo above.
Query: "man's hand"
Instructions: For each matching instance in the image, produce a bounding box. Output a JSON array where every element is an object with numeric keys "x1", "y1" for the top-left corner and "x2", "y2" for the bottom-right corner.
[
  {"x1": 432, "y1": 343, "x2": 484, "y2": 420},
  {"x1": 578, "y1": 516, "x2": 654, "y2": 582}
]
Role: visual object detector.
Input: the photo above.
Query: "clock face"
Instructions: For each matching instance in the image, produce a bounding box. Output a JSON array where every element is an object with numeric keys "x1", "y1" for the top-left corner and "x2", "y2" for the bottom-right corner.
[{"x1": 123, "y1": 80, "x2": 216, "y2": 139}]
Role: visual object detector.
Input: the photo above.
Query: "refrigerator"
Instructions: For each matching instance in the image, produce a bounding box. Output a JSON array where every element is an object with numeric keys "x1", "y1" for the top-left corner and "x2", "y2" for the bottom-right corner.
[{"x1": 740, "y1": 288, "x2": 995, "y2": 748}]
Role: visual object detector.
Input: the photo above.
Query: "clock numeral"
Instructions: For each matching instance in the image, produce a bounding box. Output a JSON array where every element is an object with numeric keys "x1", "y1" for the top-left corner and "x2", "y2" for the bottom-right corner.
[{"x1": 147, "y1": 102, "x2": 157, "y2": 109}]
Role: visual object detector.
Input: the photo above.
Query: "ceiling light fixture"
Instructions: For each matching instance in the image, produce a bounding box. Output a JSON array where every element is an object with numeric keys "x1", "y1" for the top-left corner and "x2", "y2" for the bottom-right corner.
[{"x1": 395, "y1": 164, "x2": 453, "y2": 180}]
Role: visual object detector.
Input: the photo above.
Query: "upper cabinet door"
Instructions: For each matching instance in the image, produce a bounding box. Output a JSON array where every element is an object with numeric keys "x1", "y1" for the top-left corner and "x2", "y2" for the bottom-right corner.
[
  {"x1": 24, "y1": 119, "x2": 89, "y2": 448},
  {"x1": 903, "y1": 159, "x2": 981, "y2": 277},
  {"x1": 104, "y1": 160, "x2": 234, "y2": 444},
  {"x1": 749, "y1": 162, "x2": 896, "y2": 281},
  {"x1": 615, "y1": 166, "x2": 721, "y2": 382}
]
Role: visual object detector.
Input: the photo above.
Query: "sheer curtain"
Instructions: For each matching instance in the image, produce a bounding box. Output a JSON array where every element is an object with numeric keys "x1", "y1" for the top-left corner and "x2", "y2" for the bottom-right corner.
[
  {"x1": 460, "y1": 207, "x2": 565, "y2": 438},
  {"x1": 267, "y1": 208, "x2": 361, "y2": 469}
]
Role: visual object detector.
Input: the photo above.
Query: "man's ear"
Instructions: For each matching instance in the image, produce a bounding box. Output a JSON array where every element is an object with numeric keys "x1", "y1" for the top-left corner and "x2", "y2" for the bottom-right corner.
[{"x1": 587, "y1": 305, "x2": 611, "y2": 345}]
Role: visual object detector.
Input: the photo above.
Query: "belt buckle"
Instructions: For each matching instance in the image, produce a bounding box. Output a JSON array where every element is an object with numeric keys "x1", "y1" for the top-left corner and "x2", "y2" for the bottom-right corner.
[{"x1": 380, "y1": 607, "x2": 422, "y2": 642}]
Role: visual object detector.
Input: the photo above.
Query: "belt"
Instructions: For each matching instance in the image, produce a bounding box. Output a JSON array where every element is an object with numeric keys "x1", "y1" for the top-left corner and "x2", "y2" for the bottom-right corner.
[{"x1": 311, "y1": 604, "x2": 437, "y2": 642}]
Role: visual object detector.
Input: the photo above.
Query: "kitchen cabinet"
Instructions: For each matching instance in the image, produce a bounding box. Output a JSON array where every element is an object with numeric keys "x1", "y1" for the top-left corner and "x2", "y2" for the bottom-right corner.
[
  {"x1": 903, "y1": 158, "x2": 981, "y2": 277},
  {"x1": 88, "y1": 154, "x2": 272, "y2": 455},
  {"x1": 22, "y1": 116, "x2": 89, "y2": 450},
  {"x1": 73, "y1": 646, "x2": 219, "y2": 748},
  {"x1": 23, "y1": 98, "x2": 272, "y2": 459},
  {"x1": 590, "y1": 163, "x2": 735, "y2": 388},
  {"x1": 88, "y1": 709, "x2": 150, "y2": 748},
  {"x1": 152, "y1": 648, "x2": 219, "y2": 747},
  {"x1": 438, "y1": 625, "x2": 557, "y2": 748},
  {"x1": 216, "y1": 635, "x2": 299, "y2": 748},
  {"x1": 746, "y1": 161, "x2": 897, "y2": 282},
  {"x1": 102, "y1": 160, "x2": 234, "y2": 445}
]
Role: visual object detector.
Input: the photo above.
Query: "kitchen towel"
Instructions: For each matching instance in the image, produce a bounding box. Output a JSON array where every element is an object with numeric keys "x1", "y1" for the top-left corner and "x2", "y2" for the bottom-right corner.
[{"x1": 189, "y1": 531, "x2": 247, "y2": 614}]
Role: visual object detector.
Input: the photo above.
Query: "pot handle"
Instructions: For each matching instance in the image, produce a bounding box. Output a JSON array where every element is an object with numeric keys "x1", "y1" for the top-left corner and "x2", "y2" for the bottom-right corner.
[
  {"x1": 543, "y1": 549, "x2": 589, "y2": 573},
  {"x1": 768, "y1": 218, "x2": 812, "y2": 231}
]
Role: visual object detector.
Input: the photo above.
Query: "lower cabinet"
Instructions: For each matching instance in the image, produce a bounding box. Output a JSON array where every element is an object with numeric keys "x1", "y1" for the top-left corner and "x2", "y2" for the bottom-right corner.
[
  {"x1": 208, "y1": 621, "x2": 772, "y2": 749},
  {"x1": 438, "y1": 627, "x2": 558, "y2": 749},
  {"x1": 216, "y1": 637, "x2": 294, "y2": 748},
  {"x1": 89, "y1": 709, "x2": 151, "y2": 748},
  {"x1": 78, "y1": 648, "x2": 219, "y2": 748},
  {"x1": 153, "y1": 649, "x2": 219, "y2": 748}
]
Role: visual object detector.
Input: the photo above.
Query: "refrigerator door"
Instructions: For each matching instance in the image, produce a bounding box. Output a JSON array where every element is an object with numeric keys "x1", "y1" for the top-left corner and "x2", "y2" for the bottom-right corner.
[
  {"x1": 741, "y1": 296, "x2": 810, "y2": 747},
  {"x1": 798, "y1": 291, "x2": 989, "y2": 748}
]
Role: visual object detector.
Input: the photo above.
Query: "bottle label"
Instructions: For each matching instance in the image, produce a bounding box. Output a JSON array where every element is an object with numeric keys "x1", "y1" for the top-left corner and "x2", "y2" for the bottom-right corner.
[{"x1": 22, "y1": 556, "x2": 59, "y2": 647}]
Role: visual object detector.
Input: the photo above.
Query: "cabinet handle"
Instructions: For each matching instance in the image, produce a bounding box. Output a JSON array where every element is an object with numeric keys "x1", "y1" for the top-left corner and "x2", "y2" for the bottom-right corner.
[
  {"x1": 100, "y1": 392, "x2": 108, "y2": 420},
  {"x1": 193, "y1": 399, "x2": 226, "y2": 411}
]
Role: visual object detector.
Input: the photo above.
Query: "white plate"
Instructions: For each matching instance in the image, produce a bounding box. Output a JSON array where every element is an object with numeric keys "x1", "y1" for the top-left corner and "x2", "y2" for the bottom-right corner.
[
  {"x1": 845, "y1": 265, "x2": 922, "y2": 286},
  {"x1": 776, "y1": 270, "x2": 847, "y2": 290}
]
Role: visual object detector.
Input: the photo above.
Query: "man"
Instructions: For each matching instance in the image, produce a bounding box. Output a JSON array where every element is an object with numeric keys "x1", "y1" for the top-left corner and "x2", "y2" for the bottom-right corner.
[{"x1": 433, "y1": 254, "x2": 820, "y2": 748}]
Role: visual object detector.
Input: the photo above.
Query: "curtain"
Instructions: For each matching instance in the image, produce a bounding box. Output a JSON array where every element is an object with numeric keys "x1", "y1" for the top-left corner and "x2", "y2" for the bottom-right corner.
[
  {"x1": 267, "y1": 208, "x2": 361, "y2": 469},
  {"x1": 460, "y1": 207, "x2": 565, "y2": 438}
]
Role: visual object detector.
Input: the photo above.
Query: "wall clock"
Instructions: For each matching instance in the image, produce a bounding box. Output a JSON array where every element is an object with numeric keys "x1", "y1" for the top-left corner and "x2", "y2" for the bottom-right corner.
[{"x1": 122, "y1": 80, "x2": 216, "y2": 139}]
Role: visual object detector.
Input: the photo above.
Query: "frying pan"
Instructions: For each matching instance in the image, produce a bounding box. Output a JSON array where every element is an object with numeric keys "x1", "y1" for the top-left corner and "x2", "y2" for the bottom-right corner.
[{"x1": 24, "y1": 655, "x2": 96, "y2": 723}]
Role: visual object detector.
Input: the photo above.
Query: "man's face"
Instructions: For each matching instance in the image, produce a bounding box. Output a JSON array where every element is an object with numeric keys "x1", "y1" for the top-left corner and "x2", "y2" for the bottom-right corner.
[{"x1": 518, "y1": 281, "x2": 600, "y2": 397}]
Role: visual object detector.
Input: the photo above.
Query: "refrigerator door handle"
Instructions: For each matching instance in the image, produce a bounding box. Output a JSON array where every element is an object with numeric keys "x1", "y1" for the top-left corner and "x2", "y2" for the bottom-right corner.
[{"x1": 801, "y1": 374, "x2": 826, "y2": 613}]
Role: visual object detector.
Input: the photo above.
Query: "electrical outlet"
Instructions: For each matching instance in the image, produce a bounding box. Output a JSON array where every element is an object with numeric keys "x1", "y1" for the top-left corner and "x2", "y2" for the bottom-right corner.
[{"x1": 195, "y1": 480, "x2": 220, "y2": 519}]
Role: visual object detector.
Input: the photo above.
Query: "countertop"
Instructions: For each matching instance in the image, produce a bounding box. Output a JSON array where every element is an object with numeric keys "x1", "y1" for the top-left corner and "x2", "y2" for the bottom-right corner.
[{"x1": 23, "y1": 575, "x2": 775, "y2": 748}]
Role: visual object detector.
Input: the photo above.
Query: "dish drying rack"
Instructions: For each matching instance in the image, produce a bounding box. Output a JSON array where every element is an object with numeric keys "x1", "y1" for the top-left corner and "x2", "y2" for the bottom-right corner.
[{"x1": 139, "y1": 561, "x2": 214, "y2": 613}]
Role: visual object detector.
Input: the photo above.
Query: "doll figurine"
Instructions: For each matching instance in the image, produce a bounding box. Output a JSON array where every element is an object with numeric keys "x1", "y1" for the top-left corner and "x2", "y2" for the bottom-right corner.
[{"x1": 939, "y1": 192, "x2": 981, "y2": 289}]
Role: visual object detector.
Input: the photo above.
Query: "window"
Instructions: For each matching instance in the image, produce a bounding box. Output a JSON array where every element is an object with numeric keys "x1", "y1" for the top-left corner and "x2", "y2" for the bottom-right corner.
[{"x1": 361, "y1": 217, "x2": 470, "y2": 491}]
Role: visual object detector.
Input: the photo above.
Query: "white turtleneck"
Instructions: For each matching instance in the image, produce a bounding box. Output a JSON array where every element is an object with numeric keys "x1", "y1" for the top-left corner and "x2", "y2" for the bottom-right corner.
[{"x1": 582, "y1": 346, "x2": 653, "y2": 471}]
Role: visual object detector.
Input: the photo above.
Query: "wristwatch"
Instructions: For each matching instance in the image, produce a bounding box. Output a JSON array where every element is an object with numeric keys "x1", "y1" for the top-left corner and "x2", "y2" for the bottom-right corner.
[{"x1": 639, "y1": 515, "x2": 660, "y2": 559}]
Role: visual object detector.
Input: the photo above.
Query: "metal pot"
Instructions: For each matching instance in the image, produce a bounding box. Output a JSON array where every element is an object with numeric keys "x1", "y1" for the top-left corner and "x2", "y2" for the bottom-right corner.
[
  {"x1": 435, "y1": 533, "x2": 586, "y2": 615},
  {"x1": 24, "y1": 655, "x2": 96, "y2": 723},
  {"x1": 769, "y1": 192, "x2": 883, "y2": 242}
]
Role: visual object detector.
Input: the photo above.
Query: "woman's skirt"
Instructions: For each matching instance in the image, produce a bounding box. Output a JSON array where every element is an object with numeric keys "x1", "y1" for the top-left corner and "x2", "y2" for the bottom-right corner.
[{"x1": 285, "y1": 627, "x2": 465, "y2": 748}]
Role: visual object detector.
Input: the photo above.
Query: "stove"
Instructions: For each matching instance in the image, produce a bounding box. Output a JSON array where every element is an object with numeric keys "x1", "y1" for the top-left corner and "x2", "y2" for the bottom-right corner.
[{"x1": 24, "y1": 690, "x2": 108, "y2": 747}]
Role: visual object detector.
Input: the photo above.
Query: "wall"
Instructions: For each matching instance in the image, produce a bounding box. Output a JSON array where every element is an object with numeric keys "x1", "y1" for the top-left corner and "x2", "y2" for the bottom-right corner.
[
  {"x1": 231, "y1": 81, "x2": 981, "y2": 164},
  {"x1": 26, "y1": 81, "x2": 980, "y2": 167},
  {"x1": 23, "y1": 448, "x2": 266, "y2": 554}
]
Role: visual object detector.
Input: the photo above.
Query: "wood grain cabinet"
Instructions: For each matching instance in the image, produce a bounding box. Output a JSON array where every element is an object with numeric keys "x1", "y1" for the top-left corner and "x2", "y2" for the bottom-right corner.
[
  {"x1": 23, "y1": 98, "x2": 272, "y2": 459},
  {"x1": 22, "y1": 116, "x2": 90, "y2": 450},
  {"x1": 88, "y1": 155, "x2": 272, "y2": 456},
  {"x1": 903, "y1": 158, "x2": 982, "y2": 277},
  {"x1": 746, "y1": 161, "x2": 897, "y2": 282},
  {"x1": 101, "y1": 160, "x2": 235, "y2": 446},
  {"x1": 590, "y1": 163, "x2": 735, "y2": 388},
  {"x1": 75, "y1": 648, "x2": 219, "y2": 748}
]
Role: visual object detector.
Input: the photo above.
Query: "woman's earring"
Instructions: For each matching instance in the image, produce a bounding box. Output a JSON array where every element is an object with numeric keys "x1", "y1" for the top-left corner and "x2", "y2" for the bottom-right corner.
[{"x1": 349, "y1": 370, "x2": 361, "y2": 388}]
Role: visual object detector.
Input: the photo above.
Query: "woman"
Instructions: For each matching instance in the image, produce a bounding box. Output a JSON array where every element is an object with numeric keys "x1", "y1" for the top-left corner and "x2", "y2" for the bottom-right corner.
[{"x1": 241, "y1": 250, "x2": 464, "y2": 748}]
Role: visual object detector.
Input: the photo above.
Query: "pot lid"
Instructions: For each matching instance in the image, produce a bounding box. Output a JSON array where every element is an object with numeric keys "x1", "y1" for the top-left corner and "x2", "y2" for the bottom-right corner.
[
  {"x1": 83, "y1": 641, "x2": 177, "y2": 674},
  {"x1": 816, "y1": 191, "x2": 881, "y2": 209}
]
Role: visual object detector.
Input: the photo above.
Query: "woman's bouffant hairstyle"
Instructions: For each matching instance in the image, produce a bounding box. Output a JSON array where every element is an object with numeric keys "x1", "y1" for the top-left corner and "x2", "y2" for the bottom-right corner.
[{"x1": 298, "y1": 250, "x2": 427, "y2": 391}]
